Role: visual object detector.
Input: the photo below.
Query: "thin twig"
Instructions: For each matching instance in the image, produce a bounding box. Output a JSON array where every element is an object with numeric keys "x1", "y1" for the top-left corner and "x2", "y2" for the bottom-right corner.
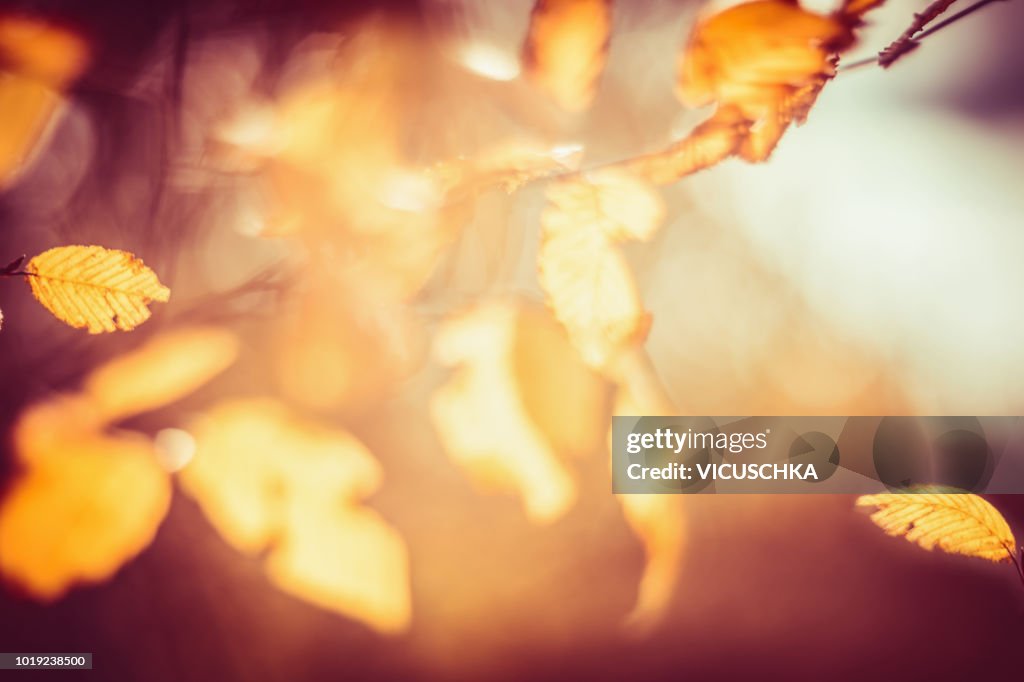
[
  {"x1": 840, "y1": 0, "x2": 1010, "y2": 72},
  {"x1": 1006, "y1": 543, "x2": 1024, "y2": 591},
  {"x1": 914, "y1": 0, "x2": 1009, "y2": 41},
  {"x1": 878, "y1": 0, "x2": 960, "y2": 67}
]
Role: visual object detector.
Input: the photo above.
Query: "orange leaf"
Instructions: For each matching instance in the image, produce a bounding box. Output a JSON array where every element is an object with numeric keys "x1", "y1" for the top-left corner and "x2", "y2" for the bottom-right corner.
[
  {"x1": 0, "y1": 15, "x2": 89, "y2": 188},
  {"x1": 0, "y1": 398, "x2": 170, "y2": 600},
  {"x1": 523, "y1": 0, "x2": 612, "y2": 112},
  {"x1": 675, "y1": 0, "x2": 874, "y2": 162},
  {"x1": 0, "y1": 327, "x2": 238, "y2": 599}
]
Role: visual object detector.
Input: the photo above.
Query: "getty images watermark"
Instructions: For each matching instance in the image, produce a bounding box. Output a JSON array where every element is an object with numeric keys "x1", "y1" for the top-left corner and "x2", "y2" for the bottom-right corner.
[{"x1": 611, "y1": 416, "x2": 1024, "y2": 494}]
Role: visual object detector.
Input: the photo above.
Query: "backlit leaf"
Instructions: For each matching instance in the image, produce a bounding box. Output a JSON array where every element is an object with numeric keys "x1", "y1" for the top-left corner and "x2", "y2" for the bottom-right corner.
[
  {"x1": 179, "y1": 399, "x2": 411, "y2": 633},
  {"x1": 83, "y1": 327, "x2": 239, "y2": 422},
  {"x1": 431, "y1": 301, "x2": 607, "y2": 523},
  {"x1": 677, "y1": 0, "x2": 857, "y2": 162},
  {"x1": 538, "y1": 170, "x2": 664, "y2": 369},
  {"x1": 25, "y1": 245, "x2": 170, "y2": 333},
  {"x1": 0, "y1": 327, "x2": 237, "y2": 599},
  {"x1": 857, "y1": 488, "x2": 1016, "y2": 562},
  {"x1": 0, "y1": 412, "x2": 172, "y2": 600},
  {"x1": 523, "y1": 0, "x2": 612, "y2": 112},
  {"x1": 0, "y1": 15, "x2": 89, "y2": 187}
]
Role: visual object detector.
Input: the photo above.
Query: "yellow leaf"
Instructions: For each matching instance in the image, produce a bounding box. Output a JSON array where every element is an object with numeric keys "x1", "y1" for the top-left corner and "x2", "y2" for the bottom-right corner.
[
  {"x1": 857, "y1": 489, "x2": 1016, "y2": 562},
  {"x1": 25, "y1": 245, "x2": 170, "y2": 333},
  {"x1": 538, "y1": 170, "x2": 663, "y2": 369},
  {"x1": 0, "y1": 74, "x2": 63, "y2": 188},
  {"x1": 0, "y1": 15, "x2": 89, "y2": 188},
  {"x1": 523, "y1": 0, "x2": 612, "y2": 112},
  {"x1": 83, "y1": 327, "x2": 239, "y2": 422},
  {"x1": 431, "y1": 301, "x2": 607, "y2": 523},
  {"x1": 179, "y1": 399, "x2": 411, "y2": 633},
  {"x1": 0, "y1": 327, "x2": 237, "y2": 599},
  {"x1": 0, "y1": 399, "x2": 171, "y2": 600}
]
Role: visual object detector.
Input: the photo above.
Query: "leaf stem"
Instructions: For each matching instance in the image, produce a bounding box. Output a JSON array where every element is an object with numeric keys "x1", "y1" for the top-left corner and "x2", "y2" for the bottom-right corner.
[{"x1": 1003, "y1": 542, "x2": 1024, "y2": 591}]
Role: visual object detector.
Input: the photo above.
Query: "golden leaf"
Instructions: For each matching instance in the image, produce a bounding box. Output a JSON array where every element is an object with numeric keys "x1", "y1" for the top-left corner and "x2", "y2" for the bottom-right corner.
[
  {"x1": 857, "y1": 489, "x2": 1016, "y2": 562},
  {"x1": 83, "y1": 327, "x2": 239, "y2": 422},
  {"x1": 0, "y1": 327, "x2": 237, "y2": 599},
  {"x1": 25, "y1": 245, "x2": 170, "y2": 333},
  {"x1": 523, "y1": 0, "x2": 612, "y2": 112},
  {"x1": 675, "y1": 0, "x2": 871, "y2": 162},
  {"x1": 0, "y1": 418, "x2": 172, "y2": 600},
  {"x1": 0, "y1": 15, "x2": 89, "y2": 188},
  {"x1": 179, "y1": 399, "x2": 411, "y2": 633},
  {"x1": 538, "y1": 170, "x2": 663, "y2": 369},
  {"x1": 431, "y1": 301, "x2": 607, "y2": 524}
]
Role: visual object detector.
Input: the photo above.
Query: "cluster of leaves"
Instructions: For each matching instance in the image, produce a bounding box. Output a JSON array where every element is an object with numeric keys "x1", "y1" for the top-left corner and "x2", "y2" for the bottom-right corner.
[{"x1": 0, "y1": 0, "x2": 1013, "y2": 637}]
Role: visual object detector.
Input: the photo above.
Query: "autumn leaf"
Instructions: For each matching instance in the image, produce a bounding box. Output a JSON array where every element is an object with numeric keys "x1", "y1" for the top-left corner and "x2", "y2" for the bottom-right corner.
[
  {"x1": 676, "y1": 0, "x2": 863, "y2": 162},
  {"x1": 857, "y1": 488, "x2": 1016, "y2": 562},
  {"x1": 0, "y1": 328, "x2": 237, "y2": 599},
  {"x1": 522, "y1": 0, "x2": 612, "y2": 112},
  {"x1": 83, "y1": 327, "x2": 239, "y2": 421},
  {"x1": 612, "y1": 376, "x2": 685, "y2": 634},
  {"x1": 0, "y1": 14, "x2": 89, "y2": 188},
  {"x1": 178, "y1": 399, "x2": 411, "y2": 634},
  {"x1": 431, "y1": 301, "x2": 608, "y2": 524},
  {"x1": 538, "y1": 169, "x2": 664, "y2": 369},
  {"x1": 24, "y1": 245, "x2": 170, "y2": 333},
  {"x1": 0, "y1": 405, "x2": 172, "y2": 600}
]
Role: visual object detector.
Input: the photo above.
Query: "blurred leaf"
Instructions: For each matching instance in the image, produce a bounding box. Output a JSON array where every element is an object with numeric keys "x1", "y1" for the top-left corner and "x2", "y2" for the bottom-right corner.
[
  {"x1": 612, "y1": 379, "x2": 685, "y2": 634},
  {"x1": 431, "y1": 301, "x2": 607, "y2": 523},
  {"x1": 25, "y1": 245, "x2": 170, "y2": 333},
  {"x1": 0, "y1": 328, "x2": 238, "y2": 599},
  {"x1": 83, "y1": 327, "x2": 239, "y2": 422},
  {"x1": 0, "y1": 404, "x2": 172, "y2": 601},
  {"x1": 857, "y1": 488, "x2": 1016, "y2": 562},
  {"x1": 523, "y1": 0, "x2": 612, "y2": 112},
  {"x1": 677, "y1": 0, "x2": 858, "y2": 162},
  {"x1": 179, "y1": 399, "x2": 411, "y2": 634},
  {"x1": 538, "y1": 170, "x2": 664, "y2": 369},
  {"x1": 0, "y1": 15, "x2": 89, "y2": 188}
]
